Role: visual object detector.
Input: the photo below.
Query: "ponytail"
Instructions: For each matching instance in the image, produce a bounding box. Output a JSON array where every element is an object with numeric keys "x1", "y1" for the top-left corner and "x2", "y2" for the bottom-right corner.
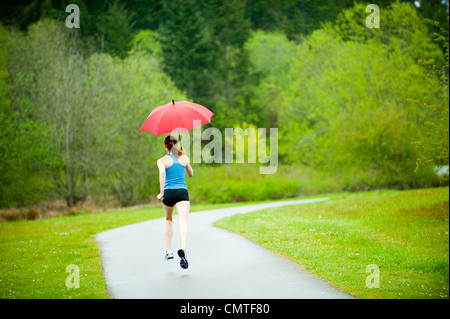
[{"x1": 164, "y1": 135, "x2": 182, "y2": 156}]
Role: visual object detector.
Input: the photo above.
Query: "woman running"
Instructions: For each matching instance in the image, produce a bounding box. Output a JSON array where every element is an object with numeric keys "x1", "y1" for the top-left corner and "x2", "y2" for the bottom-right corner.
[{"x1": 156, "y1": 135, "x2": 193, "y2": 269}]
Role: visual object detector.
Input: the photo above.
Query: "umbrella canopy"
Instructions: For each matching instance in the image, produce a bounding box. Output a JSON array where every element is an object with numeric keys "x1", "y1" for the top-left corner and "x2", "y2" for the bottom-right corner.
[{"x1": 139, "y1": 100, "x2": 214, "y2": 136}]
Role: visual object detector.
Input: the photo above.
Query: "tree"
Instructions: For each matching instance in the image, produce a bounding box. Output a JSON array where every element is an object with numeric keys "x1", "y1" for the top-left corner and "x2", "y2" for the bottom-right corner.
[
  {"x1": 278, "y1": 2, "x2": 444, "y2": 189},
  {"x1": 244, "y1": 0, "x2": 355, "y2": 40},
  {"x1": 158, "y1": 0, "x2": 258, "y2": 123},
  {"x1": 0, "y1": 22, "x2": 61, "y2": 208},
  {"x1": 415, "y1": 0, "x2": 449, "y2": 30},
  {"x1": 411, "y1": 17, "x2": 449, "y2": 177},
  {"x1": 243, "y1": 30, "x2": 297, "y2": 128},
  {"x1": 6, "y1": 20, "x2": 94, "y2": 206},
  {"x1": 97, "y1": 0, "x2": 136, "y2": 59},
  {"x1": 5, "y1": 20, "x2": 187, "y2": 207},
  {"x1": 201, "y1": 0, "x2": 252, "y2": 106},
  {"x1": 158, "y1": 0, "x2": 215, "y2": 100},
  {"x1": 84, "y1": 31, "x2": 187, "y2": 206}
]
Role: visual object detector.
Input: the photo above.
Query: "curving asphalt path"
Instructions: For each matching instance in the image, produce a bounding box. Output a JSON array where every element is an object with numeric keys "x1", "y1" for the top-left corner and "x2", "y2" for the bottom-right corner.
[{"x1": 96, "y1": 199, "x2": 354, "y2": 299}]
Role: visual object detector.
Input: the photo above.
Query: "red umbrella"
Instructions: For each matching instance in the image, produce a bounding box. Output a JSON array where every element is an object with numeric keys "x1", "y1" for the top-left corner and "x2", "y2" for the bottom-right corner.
[{"x1": 139, "y1": 100, "x2": 214, "y2": 147}]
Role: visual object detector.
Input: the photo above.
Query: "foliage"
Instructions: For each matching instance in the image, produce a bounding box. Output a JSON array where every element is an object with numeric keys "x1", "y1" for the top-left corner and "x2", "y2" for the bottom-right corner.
[
  {"x1": 97, "y1": 0, "x2": 136, "y2": 59},
  {"x1": 0, "y1": 23, "x2": 61, "y2": 208},
  {"x1": 275, "y1": 2, "x2": 444, "y2": 189},
  {"x1": 0, "y1": 1, "x2": 449, "y2": 208},
  {"x1": 158, "y1": 0, "x2": 215, "y2": 100},
  {"x1": 6, "y1": 20, "x2": 96, "y2": 207},
  {"x1": 410, "y1": 17, "x2": 449, "y2": 177},
  {"x1": 186, "y1": 164, "x2": 372, "y2": 204},
  {"x1": 3, "y1": 20, "x2": 185, "y2": 207},
  {"x1": 84, "y1": 50, "x2": 186, "y2": 206},
  {"x1": 157, "y1": 0, "x2": 256, "y2": 120}
]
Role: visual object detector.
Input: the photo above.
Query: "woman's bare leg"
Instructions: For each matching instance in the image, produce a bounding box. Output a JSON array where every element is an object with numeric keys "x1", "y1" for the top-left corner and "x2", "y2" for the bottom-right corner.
[
  {"x1": 175, "y1": 201, "x2": 190, "y2": 249},
  {"x1": 162, "y1": 203, "x2": 174, "y2": 251}
]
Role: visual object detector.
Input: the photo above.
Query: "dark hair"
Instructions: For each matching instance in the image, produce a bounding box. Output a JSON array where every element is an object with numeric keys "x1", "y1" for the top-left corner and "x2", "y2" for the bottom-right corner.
[{"x1": 164, "y1": 135, "x2": 182, "y2": 156}]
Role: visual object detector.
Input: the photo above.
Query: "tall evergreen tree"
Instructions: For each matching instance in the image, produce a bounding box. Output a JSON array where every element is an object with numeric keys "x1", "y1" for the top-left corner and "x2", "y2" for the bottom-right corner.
[
  {"x1": 158, "y1": 0, "x2": 215, "y2": 100},
  {"x1": 201, "y1": 0, "x2": 253, "y2": 107},
  {"x1": 97, "y1": 0, "x2": 136, "y2": 59}
]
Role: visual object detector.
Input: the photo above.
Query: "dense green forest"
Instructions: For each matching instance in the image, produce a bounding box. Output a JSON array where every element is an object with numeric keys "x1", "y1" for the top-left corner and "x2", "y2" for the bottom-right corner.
[{"x1": 0, "y1": 0, "x2": 448, "y2": 209}]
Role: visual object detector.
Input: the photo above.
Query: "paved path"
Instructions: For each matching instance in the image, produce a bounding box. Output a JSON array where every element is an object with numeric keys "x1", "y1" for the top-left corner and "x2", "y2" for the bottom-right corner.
[{"x1": 96, "y1": 199, "x2": 354, "y2": 299}]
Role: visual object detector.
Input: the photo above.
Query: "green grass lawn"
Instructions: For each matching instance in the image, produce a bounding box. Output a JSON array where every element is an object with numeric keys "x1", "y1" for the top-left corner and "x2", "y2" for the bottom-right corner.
[
  {"x1": 215, "y1": 187, "x2": 449, "y2": 299},
  {"x1": 1, "y1": 187, "x2": 448, "y2": 299}
]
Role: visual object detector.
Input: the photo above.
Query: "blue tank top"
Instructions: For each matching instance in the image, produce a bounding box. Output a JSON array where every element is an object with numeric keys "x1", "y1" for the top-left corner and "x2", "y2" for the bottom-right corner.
[{"x1": 164, "y1": 154, "x2": 188, "y2": 190}]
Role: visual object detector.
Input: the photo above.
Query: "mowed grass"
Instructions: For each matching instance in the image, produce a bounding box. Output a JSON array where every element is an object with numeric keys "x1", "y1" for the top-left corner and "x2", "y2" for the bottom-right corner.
[
  {"x1": 1, "y1": 188, "x2": 448, "y2": 299},
  {"x1": 215, "y1": 187, "x2": 449, "y2": 299},
  {"x1": 0, "y1": 201, "x2": 246, "y2": 299}
]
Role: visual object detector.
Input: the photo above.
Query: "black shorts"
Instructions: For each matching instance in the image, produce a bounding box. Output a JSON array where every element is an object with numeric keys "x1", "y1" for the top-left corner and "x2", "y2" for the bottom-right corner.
[{"x1": 162, "y1": 188, "x2": 189, "y2": 207}]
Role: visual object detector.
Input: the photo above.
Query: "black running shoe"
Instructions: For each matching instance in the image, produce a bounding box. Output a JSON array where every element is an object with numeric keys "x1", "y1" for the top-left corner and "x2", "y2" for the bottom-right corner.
[{"x1": 178, "y1": 249, "x2": 188, "y2": 269}]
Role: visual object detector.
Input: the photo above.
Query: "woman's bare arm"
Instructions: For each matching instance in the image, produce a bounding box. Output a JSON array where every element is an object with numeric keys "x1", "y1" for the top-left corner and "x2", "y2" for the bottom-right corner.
[
  {"x1": 180, "y1": 154, "x2": 193, "y2": 177},
  {"x1": 157, "y1": 158, "x2": 166, "y2": 200},
  {"x1": 186, "y1": 162, "x2": 193, "y2": 177}
]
